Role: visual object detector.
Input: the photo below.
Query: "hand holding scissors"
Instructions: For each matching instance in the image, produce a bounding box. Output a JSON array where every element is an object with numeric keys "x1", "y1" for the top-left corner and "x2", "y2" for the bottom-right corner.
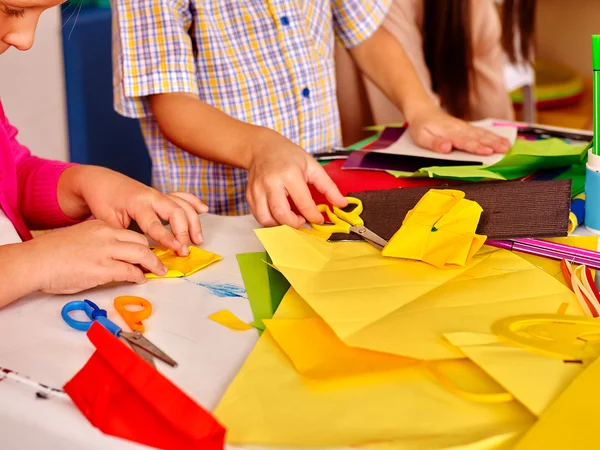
[
  {"x1": 310, "y1": 197, "x2": 388, "y2": 250},
  {"x1": 61, "y1": 299, "x2": 177, "y2": 368}
]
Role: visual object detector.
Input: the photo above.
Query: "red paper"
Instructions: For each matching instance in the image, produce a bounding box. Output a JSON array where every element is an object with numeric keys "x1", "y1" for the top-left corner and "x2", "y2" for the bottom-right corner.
[
  {"x1": 64, "y1": 323, "x2": 225, "y2": 449},
  {"x1": 309, "y1": 160, "x2": 448, "y2": 206}
]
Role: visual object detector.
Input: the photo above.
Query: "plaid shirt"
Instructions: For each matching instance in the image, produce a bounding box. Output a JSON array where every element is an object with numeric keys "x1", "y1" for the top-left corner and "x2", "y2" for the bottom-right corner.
[{"x1": 113, "y1": 0, "x2": 390, "y2": 215}]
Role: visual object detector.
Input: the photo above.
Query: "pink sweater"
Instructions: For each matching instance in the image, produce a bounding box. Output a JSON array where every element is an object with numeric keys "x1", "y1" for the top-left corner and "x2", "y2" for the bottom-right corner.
[{"x1": 0, "y1": 100, "x2": 79, "y2": 241}]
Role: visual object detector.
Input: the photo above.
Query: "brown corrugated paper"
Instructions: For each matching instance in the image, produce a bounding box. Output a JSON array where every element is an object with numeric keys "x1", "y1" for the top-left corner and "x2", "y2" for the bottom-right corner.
[{"x1": 329, "y1": 180, "x2": 572, "y2": 242}]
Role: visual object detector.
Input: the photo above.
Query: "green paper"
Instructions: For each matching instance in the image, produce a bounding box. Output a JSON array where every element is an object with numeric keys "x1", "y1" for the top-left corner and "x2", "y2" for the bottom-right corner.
[
  {"x1": 236, "y1": 252, "x2": 290, "y2": 330},
  {"x1": 388, "y1": 138, "x2": 586, "y2": 181},
  {"x1": 554, "y1": 163, "x2": 586, "y2": 198}
]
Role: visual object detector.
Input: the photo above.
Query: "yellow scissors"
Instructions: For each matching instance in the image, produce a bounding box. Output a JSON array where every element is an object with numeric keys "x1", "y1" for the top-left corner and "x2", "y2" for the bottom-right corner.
[{"x1": 310, "y1": 197, "x2": 388, "y2": 250}]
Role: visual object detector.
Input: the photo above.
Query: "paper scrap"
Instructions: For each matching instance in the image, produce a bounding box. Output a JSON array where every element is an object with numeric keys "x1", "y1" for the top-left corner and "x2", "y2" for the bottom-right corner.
[
  {"x1": 236, "y1": 252, "x2": 290, "y2": 330},
  {"x1": 146, "y1": 246, "x2": 222, "y2": 278},
  {"x1": 208, "y1": 310, "x2": 253, "y2": 331},
  {"x1": 382, "y1": 189, "x2": 486, "y2": 268}
]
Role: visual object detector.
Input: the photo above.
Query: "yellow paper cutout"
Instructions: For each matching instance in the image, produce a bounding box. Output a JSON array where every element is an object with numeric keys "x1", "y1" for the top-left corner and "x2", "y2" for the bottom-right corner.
[
  {"x1": 208, "y1": 310, "x2": 253, "y2": 331},
  {"x1": 254, "y1": 226, "x2": 583, "y2": 360},
  {"x1": 514, "y1": 355, "x2": 600, "y2": 450},
  {"x1": 381, "y1": 189, "x2": 487, "y2": 268},
  {"x1": 444, "y1": 332, "x2": 582, "y2": 417},
  {"x1": 146, "y1": 246, "x2": 222, "y2": 278},
  {"x1": 214, "y1": 288, "x2": 535, "y2": 448}
]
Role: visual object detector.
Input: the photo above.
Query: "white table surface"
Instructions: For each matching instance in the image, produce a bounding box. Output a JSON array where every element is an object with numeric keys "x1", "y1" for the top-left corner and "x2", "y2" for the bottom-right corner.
[
  {"x1": 0, "y1": 214, "x2": 276, "y2": 450},
  {"x1": 0, "y1": 213, "x2": 595, "y2": 450}
]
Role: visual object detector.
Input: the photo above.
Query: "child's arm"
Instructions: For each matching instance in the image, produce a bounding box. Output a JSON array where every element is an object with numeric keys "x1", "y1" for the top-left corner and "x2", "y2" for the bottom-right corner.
[
  {"x1": 0, "y1": 242, "x2": 42, "y2": 307},
  {"x1": 4, "y1": 104, "x2": 205, "y2": 254},
  {"x1": 0, "y1": 221, "x2": 169, "y2": 308},
  {"x1": 348, "y1": 26, "x2": 511, "y2": 155},
  {"x1": 148, "y1": 93, "x2": 347, "y2": 228}
]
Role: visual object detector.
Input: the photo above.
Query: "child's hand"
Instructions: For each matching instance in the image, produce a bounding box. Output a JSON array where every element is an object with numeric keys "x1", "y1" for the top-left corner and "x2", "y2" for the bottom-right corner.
[
  {"x1": 247, "y1": 132, "x2": 347, "y2": 228},
  {"x1": 30, "y1": 220, "x2": 167, "y2": 294},
  {"x1": 408, "y1": 107, "x2": 511, "y2": 156},
  {"x1": 59, "y1": 166, "x2": 208, "y2": 256}
]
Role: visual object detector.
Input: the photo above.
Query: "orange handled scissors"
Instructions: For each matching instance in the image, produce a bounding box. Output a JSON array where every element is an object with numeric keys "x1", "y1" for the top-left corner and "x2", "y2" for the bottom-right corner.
[
  {"x1": 114, "y1": 296, "x2": 153, "y2": 334},
  {"x1": 310, "y1": 197, "x2": 388, "y2": 250}
]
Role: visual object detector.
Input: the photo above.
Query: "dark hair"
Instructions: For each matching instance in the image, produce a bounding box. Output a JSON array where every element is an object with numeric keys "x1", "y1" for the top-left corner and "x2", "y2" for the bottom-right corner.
[{"x1": 423, "y1": 0, "x2": 536, "y2": 119}]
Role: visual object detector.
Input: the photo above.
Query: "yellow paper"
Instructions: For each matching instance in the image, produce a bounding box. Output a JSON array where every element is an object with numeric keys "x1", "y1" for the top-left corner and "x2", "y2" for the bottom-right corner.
[
  {"x1": 381, "y1": 189, "x2": 487, "y2": 268},
  {"x1": 264, "y1": 316, "x2": 416, "y2": 379},
  {"x1": 366, "y1": 432, "x2": 521, "y2": 450},
  {"x1": 208, "y1": 310, "x2": 253, "y2": 331},
  {"x1": 214, "y1": 289, "x2": 535, "y2": 448},
  {"x1": 146, "y1": 246, "x2": 222, "y2": 278},
  {"x1": 444, "y1": 332, "x2": 582, "y2": 416},
  {"x1": 254, "y1": 226, "x2": 583, "y2": 360},
  {"x1": 514, "y1": 355, "x2": 600, "y2": 450}
]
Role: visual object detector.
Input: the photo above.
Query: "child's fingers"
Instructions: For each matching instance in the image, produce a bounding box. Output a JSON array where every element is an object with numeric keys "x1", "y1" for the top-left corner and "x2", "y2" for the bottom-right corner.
[
  {"x1": 266, "y1": 188, "x2": 304, "y2": 228},
  {"x1": 168, "y1": 195, "x2": 204, "y2": 245},
  {"x1": 149, "y1": 197, "x2": 193, "y2": 255},
  {"x1": 309, "y1": 164, "x2": 347, "y2": 208},
  {"x1": 452, "y1": 136, "x2": 494, "y2": 155},
  {"x1": 111, "y1": 242, "x2": 167, "y2": 276},
  {"x1": 108, "y1": 260, "x2": 147, "y2": 285},
  {"x1": 415, "y1": 130, "x2": 452, "y2": 154},
  {"x1": 113, "y1": 228, "x2": 150, "y2": 246},
  {"x1": 168, "y1": 192, "x2": 209, "y2": 214},
  {"x1": 249, "y1": 188, "x2": 278, "y2": 227},
  {"x1": 286, "y1": 178, "x2": 324, "y2": 225},
  {"x1": 134, "y1": 206, "x2": 184, "y2": 254}
]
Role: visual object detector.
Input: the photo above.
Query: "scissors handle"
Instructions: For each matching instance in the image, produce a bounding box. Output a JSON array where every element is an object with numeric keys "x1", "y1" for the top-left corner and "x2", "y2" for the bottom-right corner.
[
  {"x1": 114, "y1": 296, "x2": 152, "y2": 333},
  {"x1": 333, "y1": 197, "x2": 364, "y2": 227},
  {"x1": 310, "y1": 197, "x2": 364, "y2": 234},
  {"x1": 61, "y1": 300, "x2": 122, "y2": 336}
]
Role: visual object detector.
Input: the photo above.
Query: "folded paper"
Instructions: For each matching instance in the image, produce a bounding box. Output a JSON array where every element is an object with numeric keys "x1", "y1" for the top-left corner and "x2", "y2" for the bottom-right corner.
[
  {"x1": 255, "y1": 226, "x2": 583, "y2": 360},
  {"x1": 514, "y1": 354, "x2": 600, "y2": 450},
  {"x1": 64, "y1": 322, "x2": 225, "y2": 450},
  {"x1": 382, "y1": 189, "x2": 486, "y2": 268},
  {"x1": 214, "y1": 289, "x2": 535, "y2": 448},
  {"x1": 208, "y1": 310, "x2": 253, "y2": 331},
  {"x1": 147, "y1": 246, "x2": 222, "y2": 278}
]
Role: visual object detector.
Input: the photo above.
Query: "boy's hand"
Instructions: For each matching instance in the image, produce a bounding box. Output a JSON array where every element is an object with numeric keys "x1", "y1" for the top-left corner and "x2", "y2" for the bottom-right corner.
[
  {"x1": 31, "y1": 220, "x2": 167, "y2": 294},
  {"x1": 247, "y1": 132, "x2": 347, "y2": 228},
  {"x1": 58, "y1": 166, "x2": 208, "y2": 256},
  {"x1": 407, "y1": 106, "x2": 511, "y2": 156}
]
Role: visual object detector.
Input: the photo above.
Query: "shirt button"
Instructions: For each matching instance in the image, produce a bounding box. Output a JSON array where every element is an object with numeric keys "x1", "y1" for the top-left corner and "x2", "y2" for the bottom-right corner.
[
  {"x1": 302, "y1": 87, "x2": 310, "y2": 98},
  {"x1": 280, "y1": 16, "x2": 290, "y2": 26}
]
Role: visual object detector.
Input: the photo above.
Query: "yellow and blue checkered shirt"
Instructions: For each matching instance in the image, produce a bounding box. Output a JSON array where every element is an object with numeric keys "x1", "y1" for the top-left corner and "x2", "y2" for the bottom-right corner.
[{"x1": 113, "y1": 0, "x2": 390, "y2": 215}]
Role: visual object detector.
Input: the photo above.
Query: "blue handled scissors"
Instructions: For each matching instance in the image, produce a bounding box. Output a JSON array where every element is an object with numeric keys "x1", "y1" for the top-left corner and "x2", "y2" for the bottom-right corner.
[{"x1": 61, "y1": 300, "x2": 177, "y2": 368}]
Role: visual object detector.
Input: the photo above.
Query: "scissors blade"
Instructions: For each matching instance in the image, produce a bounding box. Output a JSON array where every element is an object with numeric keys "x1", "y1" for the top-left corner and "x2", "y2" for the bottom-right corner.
[
  {"x1": 121, "y1": 331, "x2": 178, "y2": 368},
  {"x1": 349, "y1": 226, "x2": 388, "y2": 250},
  {"x1": 119, "y1": 336, "x2": 156, "y2": 368}
]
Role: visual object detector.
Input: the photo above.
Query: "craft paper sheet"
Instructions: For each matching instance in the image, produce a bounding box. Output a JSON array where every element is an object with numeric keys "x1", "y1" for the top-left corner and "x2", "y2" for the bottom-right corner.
[{"x1": 372, "y1": 119, "x2": 518, "y2": 165}]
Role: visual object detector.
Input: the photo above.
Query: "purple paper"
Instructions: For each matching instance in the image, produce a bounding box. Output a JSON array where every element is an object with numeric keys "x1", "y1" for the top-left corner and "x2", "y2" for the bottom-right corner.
[{"x1": 342, "y1": 150, "x2": 481, "y2": 172}]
